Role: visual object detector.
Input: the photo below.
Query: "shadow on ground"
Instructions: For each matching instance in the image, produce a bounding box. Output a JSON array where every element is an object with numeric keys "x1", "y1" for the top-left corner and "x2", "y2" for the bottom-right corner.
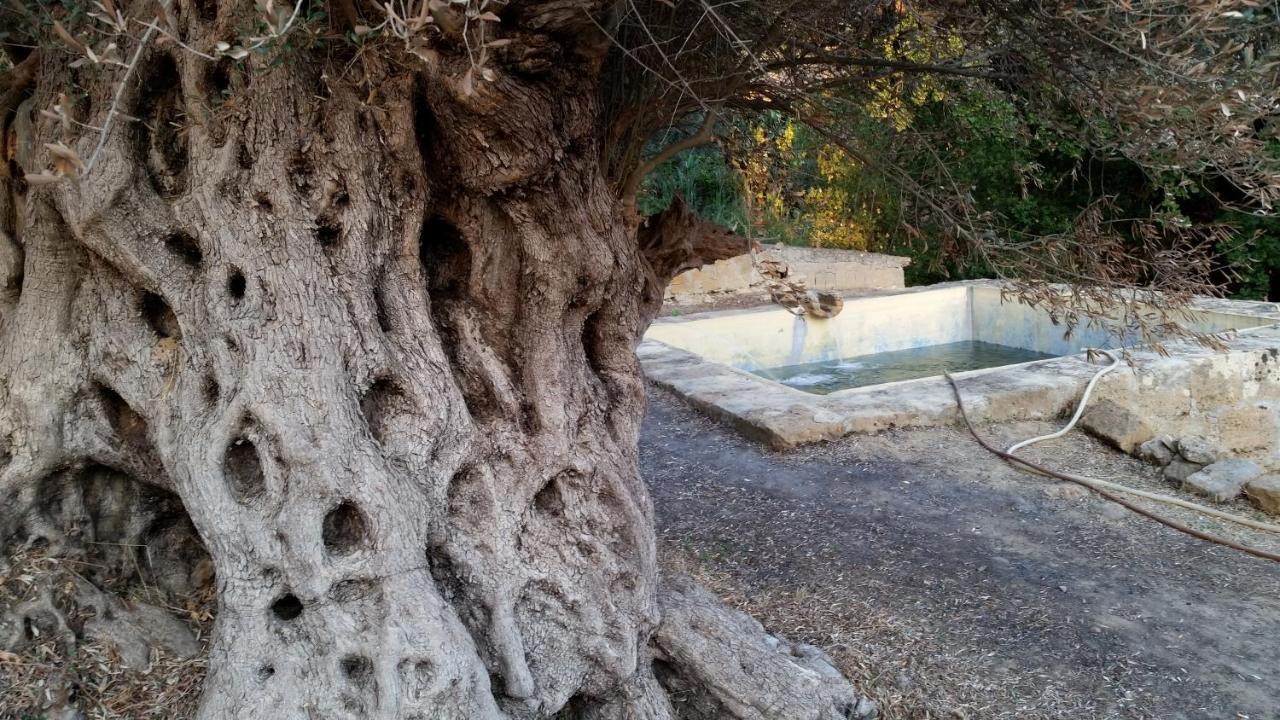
[{"x1": 643, "y1": 387, "x2": 1280, "y2": 720}]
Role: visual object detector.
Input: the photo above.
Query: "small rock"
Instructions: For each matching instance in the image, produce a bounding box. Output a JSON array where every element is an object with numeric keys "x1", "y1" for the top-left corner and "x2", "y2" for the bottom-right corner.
[
  {"x1": 851, "y1": 696, "x2": 879, "y2": 719},
  {"x1": 1045, "y1": 482, "x2": 1089, "y2": 500},
  {"x1": 1244, "y1": 475, "x2": 1280, "y2": 515},
  {"x1": 1137, "y1": 436, "x2": 1176, "y2": 466},
  {"x1": 1176, "y1": 435, "x2": 1219, "y2": 465},
  {"x1": 1163, "y1": 459, "x2": 1203, "y2": 484},
  {"x1": 1183, "y1": 459, "x2": 1264, "y2": 502}
]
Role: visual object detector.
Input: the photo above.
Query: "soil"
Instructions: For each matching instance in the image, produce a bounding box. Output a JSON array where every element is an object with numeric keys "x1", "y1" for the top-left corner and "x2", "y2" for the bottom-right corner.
[{"x1": 644, "y1": 386, "x2": 1280, "y2": 720}]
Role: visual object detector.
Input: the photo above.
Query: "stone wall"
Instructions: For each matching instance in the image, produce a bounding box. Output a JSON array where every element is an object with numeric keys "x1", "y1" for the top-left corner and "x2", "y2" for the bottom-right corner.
[
  {"x1": 1081, "y1": 345, "x2": 1280, "y2": 468},
  {"x1": 665, "y1": 245, "x2": 910, "y2": 304},
  {"x1": 1080, "y1": 341, "x2": 1280, "y2": 514}
]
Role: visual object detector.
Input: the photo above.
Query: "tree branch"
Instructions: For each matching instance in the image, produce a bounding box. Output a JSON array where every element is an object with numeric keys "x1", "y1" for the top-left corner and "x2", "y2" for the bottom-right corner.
[
  {"x1": 0, "y1": 50, "x2": 39, "y2": 118},
  {"x1": 638, "y1": 194, "x2": 750, "y2": 288},
  {"x1": 767, "y1": 54, "x2": 1012, "y2": 81},
  {"x1": 84, "y1": 19, "x2": 157, "y2": 175},
  {"x1": 622, "y1": 109, "x2": 719, "y2": 211}
]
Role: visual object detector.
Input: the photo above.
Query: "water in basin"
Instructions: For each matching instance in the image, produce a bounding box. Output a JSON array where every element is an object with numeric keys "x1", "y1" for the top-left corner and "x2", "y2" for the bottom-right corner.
[{"x1": 752, "y1": 340, "x2": 1057, "y2": 394}]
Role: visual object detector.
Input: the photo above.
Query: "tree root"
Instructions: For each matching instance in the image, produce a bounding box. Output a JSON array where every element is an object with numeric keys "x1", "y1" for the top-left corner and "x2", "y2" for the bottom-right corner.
[
  {"x1": 652, "y1": 575, "x2": 878, "y2": 720},
  {"x1": 0, "y1": 548, "x2": 210, "y2": 718},
  {"x1": 1, "y1": 588, "x2": 76, "y2": 654},
  {"x1": 1, "y1": 555, "x2": 202, "y2": 669}
]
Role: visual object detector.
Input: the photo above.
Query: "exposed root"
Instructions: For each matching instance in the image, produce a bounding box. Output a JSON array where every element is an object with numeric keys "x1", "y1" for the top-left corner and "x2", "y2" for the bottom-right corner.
[
  {"x1": 653, "y1": 574, "x2": 878, "y2": 720},
  {"x1": 1, "y1": 587, "x2": 74, "y2": 653},
  {"x1": 0, "y1": 549, "x2": 213, "y2": 719}
]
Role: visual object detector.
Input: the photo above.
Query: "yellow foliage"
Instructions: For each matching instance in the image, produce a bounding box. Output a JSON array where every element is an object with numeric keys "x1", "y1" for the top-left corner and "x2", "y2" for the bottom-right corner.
[{"x1": 865, "y1": 16, "x2": 965, "y2": 130}]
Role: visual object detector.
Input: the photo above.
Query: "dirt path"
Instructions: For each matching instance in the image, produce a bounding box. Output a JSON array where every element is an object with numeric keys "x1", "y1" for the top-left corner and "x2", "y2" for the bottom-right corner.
[{"x1": 643, "y1": 388, "x2": 1280, "y2": 720}]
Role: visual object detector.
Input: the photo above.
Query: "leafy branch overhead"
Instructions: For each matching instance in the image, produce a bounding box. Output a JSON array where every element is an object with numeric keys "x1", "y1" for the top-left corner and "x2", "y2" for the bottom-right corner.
[{"x1": 4, "y1": 0, "x2": 1278, "y2": 327}]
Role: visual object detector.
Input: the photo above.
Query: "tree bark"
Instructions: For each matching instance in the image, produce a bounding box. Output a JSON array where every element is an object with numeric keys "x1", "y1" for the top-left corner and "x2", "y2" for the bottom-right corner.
[{"x1": 0, "y1": 3, "x2": 868, "y2": 718}]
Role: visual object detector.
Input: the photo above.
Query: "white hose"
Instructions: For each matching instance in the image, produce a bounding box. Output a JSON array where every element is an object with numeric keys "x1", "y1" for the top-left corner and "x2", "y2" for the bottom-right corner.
[
  {"x1": 1006, "y1": 348, "x2": 1280, "y2": 535},
  {"x1": 1007, "y1": 349, "x2": 1119, "y2": 455}
]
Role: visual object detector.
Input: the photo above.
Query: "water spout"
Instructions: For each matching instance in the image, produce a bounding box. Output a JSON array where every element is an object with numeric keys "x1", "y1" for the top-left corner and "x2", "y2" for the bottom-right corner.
[{"x1": 787, "y1": 313, "x2": 808, "y2": 366}]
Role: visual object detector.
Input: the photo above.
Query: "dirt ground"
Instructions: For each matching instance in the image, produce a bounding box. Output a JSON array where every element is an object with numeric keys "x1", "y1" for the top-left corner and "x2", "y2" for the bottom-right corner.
[{"x1": 644, "y1": 386, "x2": 1280, "y2": 720}]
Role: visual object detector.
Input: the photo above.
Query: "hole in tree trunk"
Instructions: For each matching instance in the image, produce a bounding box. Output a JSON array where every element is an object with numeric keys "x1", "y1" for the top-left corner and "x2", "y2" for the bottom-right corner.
[
  {"x1": 224, "y1": 436, "x2": 266, "y2": 503},
  {"x1": 651, "y1": 657, "x2": 678, "y2": 688},
  {"x1": 271, "y1": 593, "x2": 303, "y2": 621},
  {"x1": 443, "y1": 466, "x2": 498, "y2": 544},
  {"x1": 315, "y1": 219, "x2": 342, "y2": 249},
  {"x1": 1, "y1": 231, "x2": 22, "y2": 302},
  {"x1": 533, "y1": 476, "x2": 565, "y2": 518},
  {"x1": 554, "y1": 694, "x2": 596, "y2": 718},
  {"x1": 140, "y1": 292, "x2": 181, "y2": 339},
  {"x1": 340, "y1": 655, "x2": 374, "y2": 688},
  {"x1": 360, "y1": 377, "x2": 411, "y2": 446},
  {"x1": 227, "y1": 269, "x2": 246, "y2": 300},
  {"x1": 94, "y1": 383, "x2": 151, "y2": 450},
  {"x1": 488, "y1": 671, "x2": 508, "y2": 699},
  {"x1": 582, "y1": 309, "x2": 609, "y2": 380},
  {"x1": 134, "y1": 54, "x2": 189, "y2": 198},
  {"x1": 412, "y1": 81, "x2": 438, "y2": 166},
  {"x1": 163, "y1": 231, "x2": 202, "y2": 269},
  {"x1": 206, "y1": 57, "x2": 234, "y2": 102},
  {"x1": 419, "y1": 215, "x2": 503, "y2": 421},
  {"x1": 202, "y1": 375, "x2": 220, "y2": 404},
  {"x1": 330, "y1": 578, "x2": 381, "y2": 604},
  {"x1": 192, "y1": 0, "x2": 217, "y2": 22},
  {"x1": 419, "y1": 216, "x2": 470, "y2": 291},
  {"x1": 288, "y1": 152, "x2": 314, "y2": 197},
  {"x1": 322, "y1": 501, "x2": 368, "y2": 555},
  {"x1": 373, "y1": 276, "x2": 393, "y2": 333},
  {"x1": 31, "y1": 464, "x2": 208, "y2": 590}
]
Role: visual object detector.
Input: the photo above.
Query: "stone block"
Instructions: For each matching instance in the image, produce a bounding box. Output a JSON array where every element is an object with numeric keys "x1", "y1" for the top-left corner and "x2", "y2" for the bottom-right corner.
[
  {"x1": 1176, "y1": 435, "x2": 1219, "y2": 465},
  {"x1": 1081, "y1": 398, "x2": 1154, "y2": 453},
  {"x1": 1137, "y1": 436, "x2": 1176, "y2": 466},
  {"x1": 1164, "y1": 459, "x2": 1203, "y2": 484},
  {"x1": 1183, "y1": 459, "x2": 1264, "y2": 502},
  {"x1": 1244, "y1": 475, "x2": 1280, "y2": 515}
]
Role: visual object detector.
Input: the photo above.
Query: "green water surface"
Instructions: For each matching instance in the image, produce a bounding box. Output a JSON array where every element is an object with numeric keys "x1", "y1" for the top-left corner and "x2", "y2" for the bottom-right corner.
[{"x1": 753, "y1": 340, "x2": 1057, "y2": 394}]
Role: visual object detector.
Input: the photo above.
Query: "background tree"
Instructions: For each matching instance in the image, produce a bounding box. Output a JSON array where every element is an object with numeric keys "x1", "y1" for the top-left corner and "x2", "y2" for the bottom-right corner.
[{"x1": 0, "y1": 0, "x2": 1276, "y2": 718}]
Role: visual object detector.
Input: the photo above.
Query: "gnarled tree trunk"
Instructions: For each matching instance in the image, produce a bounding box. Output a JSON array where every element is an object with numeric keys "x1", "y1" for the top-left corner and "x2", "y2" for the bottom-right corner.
[{"x1": 0, "y1": 3, "x2": 870, "y2": 718}]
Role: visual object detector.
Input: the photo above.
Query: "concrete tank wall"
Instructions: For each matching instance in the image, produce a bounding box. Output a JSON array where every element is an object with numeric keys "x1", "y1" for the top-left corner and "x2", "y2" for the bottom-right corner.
[
  {"x1": 647, "y1": 283, "x2": 1276, "y2": 372},
  {"x1": 647, "y1": 286, "x2": 971, "y2": 370},
  {"x1": 970, "y1": 286, "x2": 1278, "y2": 355}
]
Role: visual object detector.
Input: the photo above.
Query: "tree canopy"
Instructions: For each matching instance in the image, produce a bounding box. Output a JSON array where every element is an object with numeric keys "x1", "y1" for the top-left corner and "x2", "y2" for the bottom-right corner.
[{"x1": 6, "y1": 0, "x2": 1277, "y2": 326}]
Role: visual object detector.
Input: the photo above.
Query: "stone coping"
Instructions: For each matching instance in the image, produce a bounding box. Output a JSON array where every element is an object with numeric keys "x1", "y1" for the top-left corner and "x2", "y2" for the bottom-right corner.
[
  {"x1": 769, "y1": 244, "x2": 913, "y2": 268},
  {"x1": 640, "y1": 283, "x2": 1280, "y2": 449}
]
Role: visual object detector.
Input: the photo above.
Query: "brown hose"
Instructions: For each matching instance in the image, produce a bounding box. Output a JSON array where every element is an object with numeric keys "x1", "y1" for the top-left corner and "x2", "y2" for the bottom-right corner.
[{"x1": 944, "y1": 373, "x2": 1280, "y2": 564}]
